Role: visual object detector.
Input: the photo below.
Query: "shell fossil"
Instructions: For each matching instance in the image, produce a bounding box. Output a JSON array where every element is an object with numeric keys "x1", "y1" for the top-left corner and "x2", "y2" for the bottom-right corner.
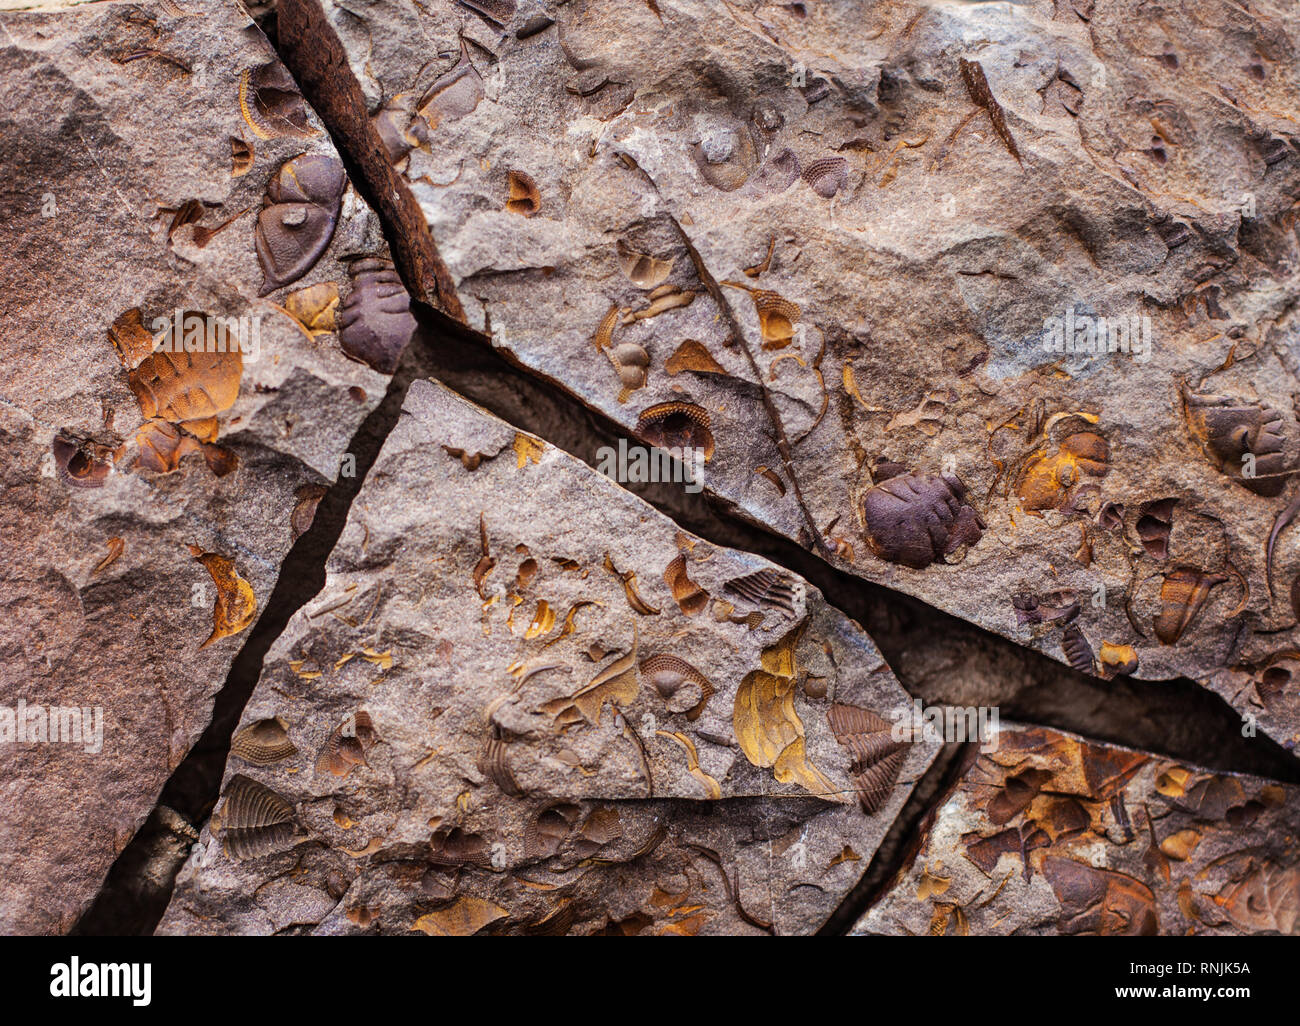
[
  {"x1": 1062, "y1": 625, "x2": 1095, "y2": 675},
  {"x1": 1153, "y1": 567, "x2": 1228, "y2": 645},
  {"x1": 315, "y1": 711, "x2": 376, "y2": 778},
  {"x1": 663, "y1": 553, "x2": 709, "y2": 616},
  {"x1": 639, "y1": 654, "x2": 714, "y2": 717},
  {"x1": 230, "y1": 717, "x2": 297, "y2": 765},
  {"x1": 255, "y1": 154, "x2": 347, "y2": 296},
  {"x1": 615, "y1": 239, "x2": 673, "y2": 289},
  {"x1": 505, "y1": 170, "x2": 541, "y2": 216},
  {"x1": 1016, "y1": 431, "x2": 1109, "y2": 511},
  {"x1": 1136, "y1": 498, "x2": 1177, "y2": 559},
  {"x1": 523, "y1": 803, "x2": 580, "y2": 859},
  {"x1": 428, "y1": 827, "x2": 492, "y2": 868},
  {"x1": 338, "y1": 257, "x2": 417, "y2": 374},
  {"x1": 417, "y1": 39, "x2": 484, "y2": 126},
  {"x1": 724, "y1": 569, "x2": 799, "y2": 616},
  {"x1": 754, "y1": 148, "x2": 800, "y2": 193},
  {"x1": 1182, "y1": 386, "x2": 1289, "y2": 497},
  {"x1": 691, "y1": 122, "x2": 757, "y2": 192},
  {"x1": 238, "y1": 62, "x2": 315, "y2": 140},
  {"x1": 859, "y1": 470, "x2": 986, "y2": 569},
  {"x1": 802, "y1": 156, "x2": 848, "y2": 199},
  {"x1": 826, "y1": 704, "x2": 908, "y2": 815},
  {"x1": 635, "y1": 402, "x2": 715, "y2": 461},
  {"x1": 213, "y1": 775, "x2": 300, "y2": 861},
  {"x1": 52, "y1": 433, "x2": 117, "y2": 489}
]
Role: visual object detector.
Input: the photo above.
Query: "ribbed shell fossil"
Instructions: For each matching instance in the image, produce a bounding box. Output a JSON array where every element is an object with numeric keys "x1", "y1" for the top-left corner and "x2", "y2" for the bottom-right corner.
[
  {"x1": 724, "y1": 570, "x2": 799, "y2": 616},
  {"x1": 428, "y1": 827, "x2": 492, "y2": 868},
  {"x1": 231, "y1": 717, "x2": 297, "y2": 765},
  {"x1": 255, "y1": 154, "x2": 346, "y2": 296},
  {"x1": 754, "y1": 148, "x2": 799, "y2": 193},
  {"x1": 1183, "y1": 387, "x2": 1289, "y2": 497},
  {"x1": 214, "y1": 775, "x2": 299, "y2": 861},
  {"x1": 238, "y1": 62, "x2": 315, "y2": 140},
  {"x1": 1062, "y1": 625, "x2": 1094, "y2": 674},
  {"x1": 478, "y1": 733, "x2": 523, "y2": 796},
  {"x1": 1153, "y1": 568, "x2": 1228, "y2": 645},
  {"x1": 52, "y1": 434, "x2": 115, "y2": 489},
  {"x1": 1136, "y1": 498, "x2": 1177, "y2": 559},
  {"x1": 826, "y1": 704, "x2": 908, "y2": 815},
  {"x1": 636, "y1": 402, "x2": 715, "y2": 460},
  {"x1": 338, "y1": 257, "x2": 417, "y2": 374},
  {"x1": 691, "y1": 123, "x2": 756, "y2": 192},
  {"x1": 315, "y1": 711, "x2": 375, "y2": 778},
  {"x1": 859, "y1": 471, "x2": 985, "y2": 569},
  {"x1": 1016, "y1": 432, "x2": 1109, "y2": 511},
  {"x1": 639, "y1": 654, "x2": 713, "y2": 716},
  {"x1": 802, "y1": 156, "x2": 848, "y2": 198},
  {"x1": 524, "y1": 803, "x2": 580, "y2": 859}
]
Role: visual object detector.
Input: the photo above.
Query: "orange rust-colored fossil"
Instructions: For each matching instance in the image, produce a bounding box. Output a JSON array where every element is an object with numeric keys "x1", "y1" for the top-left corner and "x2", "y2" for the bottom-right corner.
[
  {"x1": 190, "y1": 545, "x2": 257, "y2": 648},
  {"x1": 505, "y1": 170, "x2": 541, "y2": 216},
  {"x1": 1015, "y1": 431, "x2": 1109, "y2": 511},
  {"x1": 663, "y1": 553, "x2": 709, "y2": 615},
  {"x1": 1153, "y1": 568, "x2": 1228, "y2": 645},
  {"x1": 636, "y1": 402, "x2": 715, "y2": 461}
]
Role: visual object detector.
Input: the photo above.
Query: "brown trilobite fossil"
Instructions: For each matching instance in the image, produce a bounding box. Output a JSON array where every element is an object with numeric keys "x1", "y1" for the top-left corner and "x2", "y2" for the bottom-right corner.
[
  {"x1": 52, "y1": 433, "x2": 117, "y2": 489},
  {"x1": 859, "y1": 471, "x2": 986, "y2": 569},
  {"x1": 827, "y1": 704, "x2": 908, "y2": 815},
  {"x1": 315, "y1": 711, "x2": 375, "y2": 778},
  {"x1": 230, "y1": 717, "x2": 297, "y2": 765},
  {"x1": 639, "y1": 654, "x2": 714, "y2": 717},
  {"x1": 213, "y1": 775, "x2": 300, "y2": 861},
  {"x1": 636, "y1": 402, "x2": 715, "y2": 460},
  {"x1": 1153, "y1": 568, "x2": 1228, "y2": 645},
  {"x1": 239, "y1": 62, "x2": 314, "y2": 140},
  {"x1": 337, "y1": 257, "x2": 418, "y2": 374},
  {"x1": 1182, "y1": 387, "x2": 1289, "y2": 497},
  {"x1": 724, "y1": 569, "x2": 799, "y2": 616},
  {"x1": 255, "y1": 154, "x2": 347, "y2": 295},
  {"x1": 1136, "y1": 498, "x2": 1177, "y2": 559}
]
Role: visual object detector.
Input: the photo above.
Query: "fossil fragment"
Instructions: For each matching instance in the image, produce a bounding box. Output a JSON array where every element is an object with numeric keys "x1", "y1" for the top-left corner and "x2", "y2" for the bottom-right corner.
[
  {"x1": 190, "y1": 546, "x2": 257, "y2": 649},
  {"x1": 479, "y1": 733, "x2": 523, "y2": 796},
  {"x1": 1012, "y1": 589, "x2": 1080, "y2": 626},
  {"x1": 238, "y1": 62, "x2": 315, "y2": 140},
  {"x1": 230, "y1": 717, "x2": 296, "y2": 765},
  {"x1": 290, "y1": 484, "x2": 328, "y2": 540},
  {"x1": 723, "y1": 282, "x2": 800, "y2": 348},
  {"x1": 801, "y1": 155, "x2": 848, "y2": 198},
  {"x1": 1016, "y1": 432, "x2": 1109, "y2": 511},
  {"x1": 230, "y1": 136, "x2": 254, "y2": 177},
  {"x1": 959, "y1": 58, "x2": 1023, "y2": 166},
  {"x1": 1153, "y1": 568, "x2": 1228, "y2": 645},
  {"x1": 1044, "y1": 856, "x2": 1157, "y2": 935},
  {"x1": 691, "y1": 122, "x2": 756, "y2": 191},
  {"x1": 605, "y1": 341, "x2": 650, "y2": 401},
  {"x1": 1136, "y1": 498, "x2": 1177, "y2": 559},
  {"x1": 523, "y1": 803, "x2": 580, "y2": 859},
  {"x1": 1061, "y1": 625, "x2": 1095, "y2": 675},
  {"x1": 417, "y1": 40, "x2": 484, "y2": 127},
  {"x1": 859, "y1": 471, "x2": 985, "y2": 569},
  {"x1": 1182, "y1": 387, "x2": 1289, "y2": 497},
  {"x1": 1098, "y1": 642, "x2": 1139, "y2": 679},
  {"x1": 212, "y1": 776, "x2": 300, "y2": 861},
  {"x1": 754, "y1": 148, "x2": 799, "y2": 192},
  {"x1": 52, "y1": 434, "x2": 116, "y2": 489},
  {"x1": 108, "y1": 307, "x2": 156, "y2": 368},
  {"x1": 337, "y1": 257, "x2": 417, "y2": 374},
  {"x1": 636, "y1": 402, "x2": 715, "y2": 460},
  {"x1": 315, "y1": 711, "x2": 375, "y2": 778},
  {"x1": 283, "y1": 282, "x2": 340, "y2": 336},
  {"x1": 724, "y1": 570, "x2": 798, "y2": 616},
  {"x1": 255, "y1": 154, "x2": 346, "y2": 295},
  {"x1": 505, "y1": 170, "x2": 541, "y2": 216},
  {"x1": 639, "y1": 654, "x2": 713, "y2": 716},
  {"x1": 665, "y1": 339, "x2": 725, "y2": 376},
  {"x1": 663, "y1": 554, "x2": 709, "y2": 615},
  {"x1": 615, "y1": 240, "x2": 672, "y2": 289},
  {"x1": 428, "y1": 827, "x2": 492, "y2": 869},
  {"x1": 827, "y1": 704, "x2": 908, "y2": 815}
]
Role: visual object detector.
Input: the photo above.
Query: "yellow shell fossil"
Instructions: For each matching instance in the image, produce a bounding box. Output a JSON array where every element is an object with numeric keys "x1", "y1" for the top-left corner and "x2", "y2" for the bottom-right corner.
[
  {"x1": 230, "y1": 717, "x2": 296, "y2": 765},
  {"x1": 128, "y1": 345, "x2": 243, "y2": 428},
  {"x1": 190, "y1": 546, "x2": 257, "y2": 649},
  {"x1": 663, "y1": 553, "x2": 709, "y2": 616}
]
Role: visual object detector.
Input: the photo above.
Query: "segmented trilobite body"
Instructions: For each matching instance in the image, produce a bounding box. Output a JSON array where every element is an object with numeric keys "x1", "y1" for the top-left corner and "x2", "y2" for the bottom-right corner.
[
  {"x1": 827, "y1": 704, "x2": 907, "y2": 815},
  {"x1": 859, "y1": 471, "x2": 985, "y2": 569},
  {"x1": 1184, "y1": 388, "x2": 1289, "y2": 497},
  {"x1": 337, "y1": 257, "x2": 417, "y2": 374},
  {"x1": 802, "y1": 156, "x2": 848, "y2": 198},
  {"x1": 428, "y1": 827, "x2": 492, "y2": 868},
  {"x1": 255, "y1": 155, "x2": 346, "y2": 296},
  {"x1": 639, "y1": 654, "x2": 714, "y2": 716},
  {"x1": 724, "y1": 569, "x2": 799, "y2": 616},
  {"x1": 1153, "y1": 568, "x2": 1228, "y2": 645},
  {"x1": 478, "y1": 734, "x2": 523, "y2": 796},
  {"x1": 127, "y1": 346, "x2": 243, "y2": 423},
  {"x1": 1061, "y1": 625, "x2": 1095, "y2": 675},
  {"x1": 230, "y1": 717, "x2": 296, "y2": 765},
  {"x1": 216, "y1": 775, "x2": 299, "y2": 860}
]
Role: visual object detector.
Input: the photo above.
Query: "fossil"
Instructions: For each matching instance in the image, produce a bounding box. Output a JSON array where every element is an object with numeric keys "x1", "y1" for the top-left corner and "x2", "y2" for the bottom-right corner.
[
  {"x1": 417, "y1": 40, "x2": 484, "y2": 127},
  {"x1": 605, "y1": 342, "x2": 650, "y2": 401},
  {"x1": 190, "y1": 546, "x2": 257, "y2": 649},
  {"x1": 1098, "y1": 642, "x2": 1139, "y2": 678},
  {"x1": 52, "y1": 434, "x2": 116, "y2": 489},
  {"x1": 479, "y1": 732, "x2": 523, "y2": 796},
  {"x1": 127, "y1": 344, "x2": 242, "y2": 435},
  {"x1": 665, "y1": 339, "x2": 725, "y2": 376},
  {"x1": 212, "y1": 775, "x2": 300, "y2": 861},
  {"x1": 338, "y1": 257, "x2": 417, "y2": 374},
  {"x1": 1062, "y1": 625, "x2": 1095, "y2": 675},
  {"x1": 1136, "y1": 499, "x2": 1177, "y2": 559},
  {"x1": 1016, "y1": 432, "x2": 1109, "y2": 511},
  {"x1": 1153, "y1": 568, "x2": 1228, "y2": 645},
  {"x1": 754, "y1": 148, "x2": 799, "y2": 193},
  {"x1": 230, "y1": 717, "x2": 297, "y2": 765},
  {"x1": 505, "y1": 170, "x2": 541, "y2": 216},
  {"x1": 255, "y1": 154, "x2": 346, "y2": 296},
  {"x1": 723, "y1": 282, "x2": 801, "y2": 348},
  {"x1": 238, "y1": 62, "x2": 314, "y2": 140},
  {"x1": 639, "y1": 654, "x2": 713, "y2": 716},
  {"x1": 1012, "y1": 589, "x2": 1080, "y2": 626},
  {"x1": 635, "y1": 402, "x2": 715, "y2": 460},
  {"x1": 1182, "y1": 387, "x2": 1289, "y2": 497},
  {"x1": 663, "y1": 554, "x2": 709, "y2": 615},
  {"x1": 959, "y1": 58, "x2": 1023, "y2": 166},
  {"x1": 315, "y1": 711, "x2": 375, "y2": 778},
  {"x1": 428, "y1": 827, "x2": 492, "y2": 869},
  {"x1": 859, "y1": 471, "x2": 985, "y2": 569},
  {"x1": 108, "y1": 307, "x2": 156, "y2": 369},
  {"x1": 691, "y1": 122, "x2": 756, "y2": 192},
  {"x1": 801, "y1": 155, "x2": 848, "y2": 198},
  {"x1": 523, "y1": 803, "x2": 580, "y2": 859},
  {"x1": 283, "y1": 282, "x2": 340, "y2": 336},
  {"x1": 827, "y1": 704, "x2": 908, "y2": 814},
  {"x1": 615, "y1": 240, "x2": 673, "y2": 289},
  {"x1": 724, "y1": 569, "x2": 799, "y2": 616}
]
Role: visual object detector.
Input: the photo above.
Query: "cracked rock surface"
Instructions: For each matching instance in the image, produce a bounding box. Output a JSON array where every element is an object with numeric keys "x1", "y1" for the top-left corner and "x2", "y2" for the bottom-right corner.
[
  {"x1": 159, "y1": 379, "x2": 938, "y2": 935},
  {"x1": 0, "y1": 1, "x2": 403, "y2": 931},
  {"x1": 853, "y1": 723, "x2": 1300, "y2": 936},
  {"x1": 312, "y1": 0, "x2": 1300, "y2": 747}
]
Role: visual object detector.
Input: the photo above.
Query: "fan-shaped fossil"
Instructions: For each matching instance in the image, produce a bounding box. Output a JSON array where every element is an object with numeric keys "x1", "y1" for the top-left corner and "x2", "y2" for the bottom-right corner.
[
  {"x1": 231, "y1": 717, "x2": 296, "y2": 765},
  {"x1": 190, "y1": 546, "x2": 257, "y2": 648},
  {"x1": 663, "y1": 554, "x2": 709, "y2": 615},
  {"x1": 238, "y1": 62, "x2": 315, "y2": 140},
  {"x1": 754, "y1": 148, "x2": 800, "y2": 193},
  {"x1": 859, "y1": 471, "x2": 985, "y2": 569},
  {"x1": 826, "y1": 704, "x2": 908, "y2": 815},
  {"x1": 724, "y1": 569, "x2": 799, "y2": 616},
  {"x1": 338, "y1": 257, "x2": 417, "y2": 374},
  {"x1": 524, "y1": 803, "x2": 580, "y2": 858},
  {"x1": 315, "y1": 711, "x2": 375, "y2": 778},
  {"x1": 802, "y1": 156, "x2": 848, "y2": 198},
  {"x1": 722, "y1": 281, "x2": 800, "y2": 348},
  {"x1": 52, "y1": 434, "x2": 116, "y2": 489},
  {"x1": 616, "y1": 239, "x2": 673, "y2": 289},
  {"x1": 428, "y1": 827, "x2": 492, "y2": 868},
  {"x1": 636, "y1": 402, "x2": 715, "y2": 460},
  {"x1": 639, "y1": 654, "x2": 714, "y2": 716},
  {"x1": 665, "y1": 339, "x2": 725, "y2": 376},
  {"x1": 255, "y1": 154, "x2": 346, "y2": 295},
  {"x1": 213, "y1": 775, "x2": 299, "y2": 861},
  {"x1": 1182, "y1": 387, "x2": 1289, "y2": 497},
  {"x1": 462, "y1": 0, "x2": 517, "y2": 25},
  {"x1": 505, "y1": 170, "x2": 541, "y2": 216},
  {"x1": 1153, "y1": 568, "x2": 1228, "y2": 645},
  {"x1": 691, "y1": 123, "x2": 756, "y2": 192}
]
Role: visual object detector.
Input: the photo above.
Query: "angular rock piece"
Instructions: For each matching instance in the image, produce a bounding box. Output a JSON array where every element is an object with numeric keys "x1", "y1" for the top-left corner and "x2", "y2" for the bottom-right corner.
[
  {"x1": 0, "y1": 1, "x2": 404, "y2": 932},
  {"x1": 303, "y1": 0, "x2": 1300, "y2": 745},
  {"x1": 159, "y1": 380, "x2": 938, "y2": 935},
  {"x1": 853, "y1": 725, "x2": 1300, "y2": 936}
]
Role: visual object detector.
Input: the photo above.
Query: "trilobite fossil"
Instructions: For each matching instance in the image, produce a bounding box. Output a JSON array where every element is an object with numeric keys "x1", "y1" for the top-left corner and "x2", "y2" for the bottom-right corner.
[
  {"x1": 635, "y1": 402, "x2": 715, "y2": 460},
  {"x1": 639, "y1": 654, "x2": 713, "y2": 716},
  {"x1": 337, "y1": 257, "x2": 417, "y2": 374},
  {"x1": 255, "y1": 154, "x2": 347, "y2": 295},
  {"x1": 239, "y1": 62, "x2": 314, "y2": 140},
  {"x1": 724, "y1": 569, "x2": 799, "y2": 616},
  {"x1": 52, "y1": 434, "x2": 116, "y2": 489},
  {"x1": 859, "y1": 471, "x2": 986, "y2": 569},
  {"x1": 230, "y1": 716, "x2": 297, "y2": 765},
  {"x1": 1183, "y1": 386, "x2": 1290, "y2": 497},
  {"x1": 213, "y1": 775, "x2": 300, "y2": 861},
  {"x1": 826, "y1": 704, "x2": 908, "y2": 815}
]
